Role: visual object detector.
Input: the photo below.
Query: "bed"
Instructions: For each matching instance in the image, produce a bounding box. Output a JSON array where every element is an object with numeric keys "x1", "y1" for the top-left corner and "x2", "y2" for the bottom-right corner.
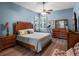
[{"x1": 13, "y1": 22, "x2": 52, "y2": 52}]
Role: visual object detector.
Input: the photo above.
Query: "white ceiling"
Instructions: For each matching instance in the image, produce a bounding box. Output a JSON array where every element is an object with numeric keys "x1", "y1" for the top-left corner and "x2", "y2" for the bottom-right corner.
[{"x1": 14, "y1": 2, "x2": 77, "y2": 13}]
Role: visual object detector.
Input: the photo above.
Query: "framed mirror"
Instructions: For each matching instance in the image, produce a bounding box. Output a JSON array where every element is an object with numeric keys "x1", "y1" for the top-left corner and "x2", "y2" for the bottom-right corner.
[{"x1": 55, "y1": 19, "x2": 68, "y2": 29}]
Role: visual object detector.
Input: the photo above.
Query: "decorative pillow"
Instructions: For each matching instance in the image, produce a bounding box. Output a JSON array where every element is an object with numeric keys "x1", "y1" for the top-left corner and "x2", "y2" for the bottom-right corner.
[
  {"x1": 65, "y1": 48, "x2": 75, "y2": 56},
  {"x1": 27, "y1": 29, "x2": 34, "y2": 33},
  {"x1": 74, "y1": 42, "x2": 79, "y2": 56},
  {"x1": 26, "y1": 29, "x2": 34, "y2": 34}
]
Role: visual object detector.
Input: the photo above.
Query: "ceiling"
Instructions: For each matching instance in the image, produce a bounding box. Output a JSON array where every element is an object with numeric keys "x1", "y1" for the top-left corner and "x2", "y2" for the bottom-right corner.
[{"x1": 14, "y1": 2, "x2": 77, "y2": 13}]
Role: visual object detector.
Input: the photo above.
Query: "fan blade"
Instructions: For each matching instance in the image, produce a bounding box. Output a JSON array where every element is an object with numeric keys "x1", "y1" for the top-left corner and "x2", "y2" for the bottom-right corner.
[
  {"x1": 48, "y1": 9, "x2": 53, "y2": 11},
  {"x1": 43, "y1": 9, "x2": 46, "y2": 12},
  {"x1": 46, "y1": 12, "x2": 51, "y2": 14}
]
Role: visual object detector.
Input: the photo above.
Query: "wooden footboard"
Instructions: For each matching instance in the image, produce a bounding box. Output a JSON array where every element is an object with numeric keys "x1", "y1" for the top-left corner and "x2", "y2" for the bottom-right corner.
[
  {"x1": 16, "y1": 40, "x2": 35, "y2": 50},
  {"x1": 16, "y1": 39, "x2": 52, "y2": 53}
]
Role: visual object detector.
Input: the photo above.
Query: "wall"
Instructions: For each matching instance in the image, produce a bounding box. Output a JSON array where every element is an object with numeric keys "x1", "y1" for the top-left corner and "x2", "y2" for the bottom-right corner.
[
  {"x1": 74, "y1": 3, "x2": 79, "y2": 31},
  {"x1": 0, "y1": 2, "x2": 77, "y2": 35},
  {"x1": 0, "y1": 24, "x2": 2, "y2": 35},
  {"x1": 0, "y1": 2, "x2": 38, "y2": 35},
  {"x1": 48, "y1": 8, "x2": 73, "y2": 30}
]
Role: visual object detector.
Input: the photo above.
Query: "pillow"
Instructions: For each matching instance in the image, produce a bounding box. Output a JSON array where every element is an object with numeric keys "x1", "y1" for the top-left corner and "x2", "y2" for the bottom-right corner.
[
  {"x1": 74, "y1": 42, "x2": 79, "y2": 56},
  {"x1": 18, "y1": 29, "x2": 27, "y2": 35},
  {"x1": 65, "y1": 48, "x2": 75, "y2": 56},
  {"x1": 26, "y1": 29, "x2": 34, "y2": 34},
  {"x1": 27, "y1": 29, "x2": 34, "y2": 33},
  {"x1": 18, "y1": 29, "x2": 34, "y2": 35}
]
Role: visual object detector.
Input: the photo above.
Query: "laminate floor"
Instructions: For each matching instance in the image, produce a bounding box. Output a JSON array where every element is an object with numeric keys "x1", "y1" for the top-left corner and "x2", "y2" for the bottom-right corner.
[{"x1": 0, "y1": 38, "x2": 67, "y2": 56}]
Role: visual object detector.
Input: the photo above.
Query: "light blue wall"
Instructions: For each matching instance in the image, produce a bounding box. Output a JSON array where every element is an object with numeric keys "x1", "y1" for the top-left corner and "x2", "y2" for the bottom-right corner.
[
  {"x1": 0, "y1": 24, "x2": 2, "y2": 35},
  {"x1": 74, "y1": 3, "x2": 79, "y2": 31},
  {"x1": 0, "y1": 2, "x2": 38, "y2": 35},
  {"x1": 48, "y1": 8, "x2": 73, "y2": 30},
  {"x1": 0, "y1": 2, "x2": 78, "y2": 36}
]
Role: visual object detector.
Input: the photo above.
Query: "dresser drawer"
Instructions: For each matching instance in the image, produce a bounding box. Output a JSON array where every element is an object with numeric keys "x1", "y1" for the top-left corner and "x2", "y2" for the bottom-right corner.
[
  {"x1": 67, "y1": 32, "x2": 79, "y2": 49},
  {"x1": 0, "y1": 45, "x2": 3, "y2": 51},
  {"x1": 0, "y1": 35, "x2": 16, "y2": 51}
]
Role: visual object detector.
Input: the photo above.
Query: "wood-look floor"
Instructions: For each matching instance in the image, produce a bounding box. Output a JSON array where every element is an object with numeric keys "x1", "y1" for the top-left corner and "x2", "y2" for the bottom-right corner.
[{"x1": 0, "y1": 38, "x2": 67, "y2": 56}]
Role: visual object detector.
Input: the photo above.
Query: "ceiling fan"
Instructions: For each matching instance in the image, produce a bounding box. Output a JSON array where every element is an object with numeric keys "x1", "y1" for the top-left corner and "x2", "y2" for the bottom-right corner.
[{"x1": 41, "y1": 2, "x2": 53, "y2": 14}]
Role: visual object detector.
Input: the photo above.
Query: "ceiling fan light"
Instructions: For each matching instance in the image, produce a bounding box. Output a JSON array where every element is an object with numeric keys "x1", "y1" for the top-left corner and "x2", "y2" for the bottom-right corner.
[{"x1": 41, "y1": 12, "x2": 47, "y2": 16}]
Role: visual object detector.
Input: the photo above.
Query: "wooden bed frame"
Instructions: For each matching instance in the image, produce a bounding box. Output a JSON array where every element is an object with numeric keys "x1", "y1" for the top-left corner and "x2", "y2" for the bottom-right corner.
[
  {"x1": 13, "y1": 21, "x2": 52, "y2": 52},
  {"x1": 13, "y1": 21, "x2": 33, "y2": 34},
  {"x1": 13, "y1": 21, "x2": 35, "y2": 50}
]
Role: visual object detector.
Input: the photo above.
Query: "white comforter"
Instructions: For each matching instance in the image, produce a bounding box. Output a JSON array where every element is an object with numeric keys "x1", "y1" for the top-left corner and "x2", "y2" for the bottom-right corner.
[{"x1": 17, "y1": 32, "x2": 52, "y2": 52}]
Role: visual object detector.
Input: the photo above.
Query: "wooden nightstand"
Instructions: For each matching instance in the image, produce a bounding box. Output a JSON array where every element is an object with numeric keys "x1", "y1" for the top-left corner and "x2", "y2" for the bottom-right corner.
[{"x1": 0, "y1": 35, "x2": 16, "y2": 51}]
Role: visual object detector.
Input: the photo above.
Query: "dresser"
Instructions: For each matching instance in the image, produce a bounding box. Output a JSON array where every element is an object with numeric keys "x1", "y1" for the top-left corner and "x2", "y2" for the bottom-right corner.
[
  {"x1": 0, "y1": 35, "x2": 16, "y2": 51},
  {"x1": 67, "y1": 32, "x2": 79, "y2": 49},
  {"x1": 52, "y1": 28, "x2": 68, "y2": 39}
]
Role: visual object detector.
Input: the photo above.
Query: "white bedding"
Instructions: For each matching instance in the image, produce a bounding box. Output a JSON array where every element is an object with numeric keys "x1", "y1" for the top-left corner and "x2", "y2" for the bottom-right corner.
[
  {"x1": 18, "y1": 32, "x2": 50, "y2": 40},
  {"x1": 17, "y1": 32, "x2": 52, "y2": 52}
]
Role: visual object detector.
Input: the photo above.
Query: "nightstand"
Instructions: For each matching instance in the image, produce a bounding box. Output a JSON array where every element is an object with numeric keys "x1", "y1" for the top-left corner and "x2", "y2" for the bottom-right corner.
[{"x1": 0, "y1": 35, "x2": 16, "y2": 51}]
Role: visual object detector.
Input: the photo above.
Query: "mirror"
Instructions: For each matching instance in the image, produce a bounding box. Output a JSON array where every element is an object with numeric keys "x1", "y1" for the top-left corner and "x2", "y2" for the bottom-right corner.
[{"x1": 55, "y1": 19, "x2": 68, "y2": 29}]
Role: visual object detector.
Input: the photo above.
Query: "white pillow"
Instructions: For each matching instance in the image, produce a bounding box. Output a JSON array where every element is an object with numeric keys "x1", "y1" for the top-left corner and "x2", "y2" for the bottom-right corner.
[
  {"x1": 18, "y1": 29, "x2": 27, "y2": 35},
  {"x1": 18, "y1": 29, "x2": 34, "y2": 35}
]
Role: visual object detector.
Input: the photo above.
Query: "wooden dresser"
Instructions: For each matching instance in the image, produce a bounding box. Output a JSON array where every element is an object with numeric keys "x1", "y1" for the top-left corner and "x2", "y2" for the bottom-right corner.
[
  {"x1": 52, "y1": 28, "x2": 68, "y2": 39},
  {"x1": 67, "y1": 32, "x2": 79, "y2": 49},
  {"x1": 0, "y1": 35, "x2": 16, "y2": 51}
]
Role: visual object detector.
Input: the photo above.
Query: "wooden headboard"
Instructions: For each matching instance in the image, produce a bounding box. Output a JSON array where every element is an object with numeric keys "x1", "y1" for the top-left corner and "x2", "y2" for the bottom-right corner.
[{"x1": 13, "y1": 22, "x2": 33, "y2": 34}]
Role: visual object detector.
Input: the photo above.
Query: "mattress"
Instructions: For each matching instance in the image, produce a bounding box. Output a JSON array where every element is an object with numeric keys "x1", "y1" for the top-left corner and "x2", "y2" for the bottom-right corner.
[
  {"x1": 18, "y1": 32, "x2": 50, "y2": 40},
  {"x1": 17, "y1": 32, "x2": 52, "y2": 52}
]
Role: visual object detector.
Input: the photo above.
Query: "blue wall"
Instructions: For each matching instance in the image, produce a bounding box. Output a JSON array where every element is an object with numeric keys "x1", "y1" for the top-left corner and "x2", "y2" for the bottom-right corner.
[
  {"x1": 74, "y1": 3, "x2": 79, "y2": 31},
  {"x1": 48, "y1": 8, "x2": 73, "y2": 30},
  {"x1": 0, "y1": 2, "x2": 78, "y2": 36},
  {"x1": 0, "y1": 2, "x2": 38, "y2": 35},
  {"x1": 0, "y1": 24, "x2": 2, "y2": 35}
]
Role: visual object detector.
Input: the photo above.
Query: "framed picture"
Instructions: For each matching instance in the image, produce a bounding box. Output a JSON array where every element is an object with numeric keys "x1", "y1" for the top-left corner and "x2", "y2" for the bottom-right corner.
[{"x1": 48, "y1": 20, "x2": 55, "y2": 25}]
